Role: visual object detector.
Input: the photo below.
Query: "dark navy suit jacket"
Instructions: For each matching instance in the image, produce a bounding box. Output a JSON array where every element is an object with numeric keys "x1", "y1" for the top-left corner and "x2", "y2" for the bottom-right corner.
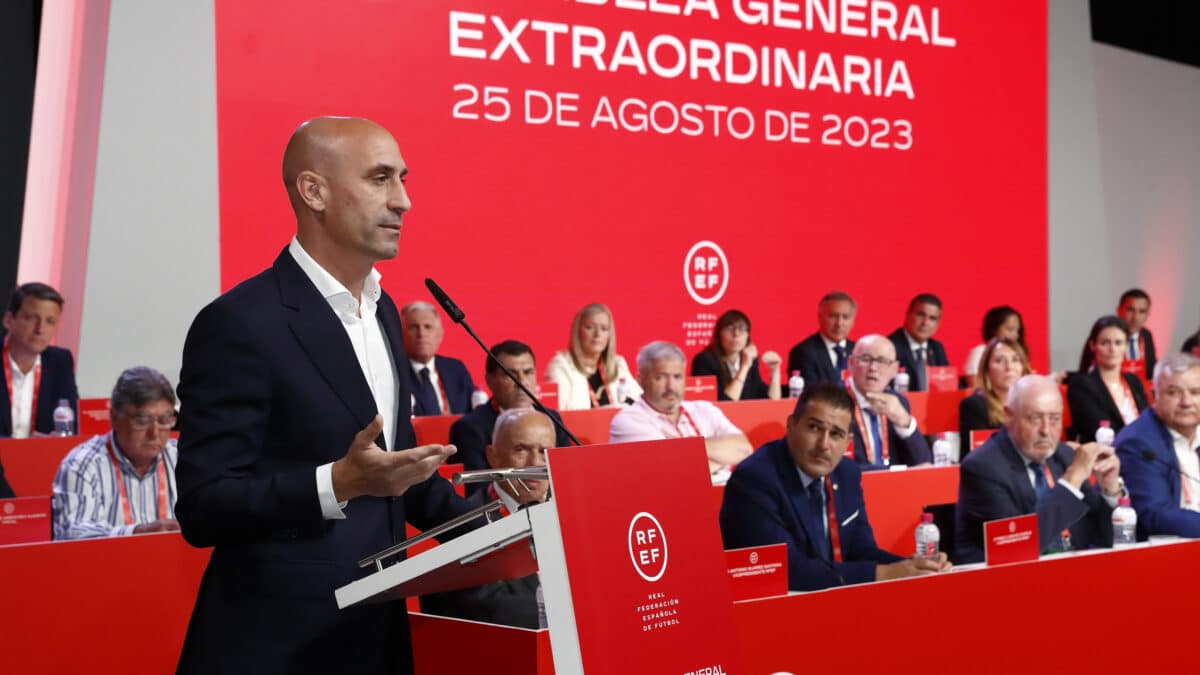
[
  {"x1": 720, "y1": 438, "x2": 901, "y2": 591},
  {"x1": 887, "y1": 328, "x2": 949, "y2": 392},
  {"x1": 1066, "y1": 369, "x2": 1149, "y2": 442},
  {"x1": 409, "y1": 354, "x2": 474, "y2": 416},
  {"x1": 1115, "y1": 408, "x2": 1200, "y2": 538},
  {"x1": 787, "y1": 333, "x2": 854, "y2": 388},
  {"x1": 848, "y1": 388, "x2": 931, "y2": 469},
  {"x1": 955, "y1": 428, "x2": 1114, "y2": 564},
  {"x1": 447, "y1": 399, "x2": 572, "y2": 497},
  {"x1": 0, "y1": 345, "x2": 78, "y2": 437},
  {"x1": 174, "y1": 249, "x2": 474, "y2": 675}
]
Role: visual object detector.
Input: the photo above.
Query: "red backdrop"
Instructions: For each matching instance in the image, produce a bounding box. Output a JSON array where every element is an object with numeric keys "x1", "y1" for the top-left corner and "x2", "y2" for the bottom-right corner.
[{"x1": 214, "y1": 0, "x2": 1047, "y2": 381}]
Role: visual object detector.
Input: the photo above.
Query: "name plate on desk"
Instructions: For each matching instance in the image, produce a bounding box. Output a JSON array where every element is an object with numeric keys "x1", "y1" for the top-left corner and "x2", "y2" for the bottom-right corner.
[
  {"x1": 984, "y1": 514, "x2": 1038, "y2": 565},
  {"x1": 685, "y1": 376, "x2": 718, "y2": 401},
  {"x1": 926, "y1": 366, "x2": 959, "y2": 392},
  {"x1": 536, "y1": 381, "x2": 559, "y2": 409},
  {"x1": 0, "y1": 497, "x2": 52, "y2": 545},
  {"x1": 725, "y1": 544, "x2": 786, "y2": 601}
]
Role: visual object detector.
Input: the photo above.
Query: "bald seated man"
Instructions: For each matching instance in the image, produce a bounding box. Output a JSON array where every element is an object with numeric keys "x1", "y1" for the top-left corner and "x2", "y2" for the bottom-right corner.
[
  {"x1": 844, "y1": 334, "x2": 931, "y2": 469},
  {"x1": 175, "y1": 117, "x2": 475, "y2": 675},
  {"x1": 421, "y1": 408, "x2": 553, "y2": 628},
  {"x1": 956, "y1": 375, "x2": 1123, "y2": 563}
]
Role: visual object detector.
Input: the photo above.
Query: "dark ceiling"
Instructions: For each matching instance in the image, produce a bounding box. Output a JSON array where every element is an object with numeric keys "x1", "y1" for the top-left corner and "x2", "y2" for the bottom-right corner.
[{"x1": 1090, "y1": 1, "x2": 1200, "y2": 69}]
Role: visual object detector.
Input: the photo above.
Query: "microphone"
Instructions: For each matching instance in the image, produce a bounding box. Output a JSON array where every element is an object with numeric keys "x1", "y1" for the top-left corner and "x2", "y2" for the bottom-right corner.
[
  {"x1": 424, "y1": 278, "x2": 581, "y2": 447},
  {"x1": 1140, "y1": 449, "x2": 1200, "y2": 485}
]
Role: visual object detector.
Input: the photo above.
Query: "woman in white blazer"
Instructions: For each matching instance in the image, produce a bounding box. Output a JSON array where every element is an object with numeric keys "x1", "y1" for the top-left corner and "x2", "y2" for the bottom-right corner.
[{"x1": 545, "y1": 303, "x2": 641, "y2": 410}]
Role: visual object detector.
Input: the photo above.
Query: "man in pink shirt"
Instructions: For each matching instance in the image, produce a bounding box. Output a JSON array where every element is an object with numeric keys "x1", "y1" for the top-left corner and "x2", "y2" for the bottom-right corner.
[{"x1": 609, "y1": 341, "x2": 751, "y2": 476}]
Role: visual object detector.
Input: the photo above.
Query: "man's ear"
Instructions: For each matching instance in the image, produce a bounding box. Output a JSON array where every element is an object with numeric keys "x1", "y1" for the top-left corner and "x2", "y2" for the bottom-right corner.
[
  {"x1": 1, "y1": 312, "x2": 12, "y2": 332},
  {"x1": 296, "y1": 171, "x2": 327, "y2": 212}
]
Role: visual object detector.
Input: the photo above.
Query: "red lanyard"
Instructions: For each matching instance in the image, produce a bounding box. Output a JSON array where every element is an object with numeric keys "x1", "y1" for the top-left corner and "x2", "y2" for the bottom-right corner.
[
  {"x1": 847, "y1": 386, "x2": 888, "y2": 464},
  {"x1": 106, "y1": 436, "x2": 168, "y2": 526},
  {"x1": 1035, "y1": 463, "x2": 1072, "y2": 545},
  {"x1": 1110, "y1": 377, "x2": 1138, "y2": 425},
  {"x1": 823, "y1": 476, "x2": 843, "y2": 562},
  {"x1": 487, "y1": 484, "x2": 511, "y2": 519},
  {"x1": 431, "y1": 365, "x2": 449, "y2": 414},
  {"x1": 3, "y1": 344, "x2": 41, "y2": 434},
  {"x1": 669, "y1": 406, "x2": 701, "y2": 438},
  {"x1": 588, "y1": 359, "x2": 610, "y2": 408}
]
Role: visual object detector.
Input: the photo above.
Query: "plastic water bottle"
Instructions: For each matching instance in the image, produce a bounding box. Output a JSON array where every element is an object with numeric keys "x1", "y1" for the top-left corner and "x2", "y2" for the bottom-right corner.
[
  {"x1": 932, "y1": 433, "x2": 951, "y2": 466},
  {"x1": 1095, "y1": 420, "x2": 1115, "y2": 446},
  {"x1": 894, "y1": 369, "x2": 910, "y2": 393},
  {"x1": 535, "y1": 581, "x2": 548, "y2": 629},
  {"x1": 615, "y1": 377, "x2": 630, "y2": 406},
  {"x1": 915, "y1": 512, "x2": 939, "y2": 559},
  {"x1": 53, "y1": 399, "x2": 75, "y2": 436},
  {"x1": 1112, "y1": 497, "x2": 1137, "y2": 547},
  {"x1": 470, "y1": 388, "x2": 489, "y2": 409},
  {"x1": 788, "y1": 371, "x2": 804, "y2": 398}
]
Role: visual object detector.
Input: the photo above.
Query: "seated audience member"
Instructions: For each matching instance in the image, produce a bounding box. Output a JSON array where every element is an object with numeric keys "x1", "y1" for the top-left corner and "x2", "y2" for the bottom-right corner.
[
  {"x1": 844, "y1": 335, "x2": 931, "y2": 468},
  {"x1": 51, "y1": 367, "x2": 179, "y2": 539},
  {"x1": 1068, "y1": 315, "x2": 1149, "y2": 442},
  {"x1": 1115, "y1": 354, "x2": 1200, "y2": 538},
  {"x1": 956, "y1": 375, "x2": 1124, "y2": 563},
  {"x1": 691, "y1": 309, "x2": 782, "y2": 401},
  {"x1": 959, "y1": 337, "x2": 1032, "y2": 450},
  {"x1": 720, "y1": 384, "x2": 950, "y2": 591},
  {"x1": 888, "y1": 293, "x2": 950, "y2": 392},
  {"x1": 963, "y1": 306, "x2": 1026, "y2": 389},
  {"x1": 546, "y1": 303, "x2": 641, "y2": 410},
  {"x1": 609, "y1": 341, "x2": 751, "y2": 475},
  {"x1": 1182, "y1": 330, "x2": 1200, "y2": 357},
  {"x1": 787, "y1": 291, "x2": 857, "y2": 387},
  {"x1": 2, "y1": 282, "x2": 79, "y2": 438},
  {"x1": 1117, "y1": 288, "x2": 1156, "y2": 377},
  {"x1": 401, "y1": 301, "x2": 474, "y2": 416},
  {"x1": 421, "y1": 408, "x2": 552, "y2": 628},
  {"x1": 448, "y1": 340, "x2": 571, "y2": 497}
]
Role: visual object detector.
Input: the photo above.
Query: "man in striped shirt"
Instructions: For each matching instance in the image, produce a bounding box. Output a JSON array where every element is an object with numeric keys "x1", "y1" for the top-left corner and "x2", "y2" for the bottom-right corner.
[{"x1": 51, "y1": 366, "x2": 179, "y2": 539}]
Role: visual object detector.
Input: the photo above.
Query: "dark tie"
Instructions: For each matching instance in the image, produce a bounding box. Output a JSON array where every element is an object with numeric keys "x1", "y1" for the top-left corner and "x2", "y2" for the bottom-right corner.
[
  {"x1": 869, "y1": 412, "x2": 885, "y2": 466},
  {"x1": 913, "y1": 345, "x2": 927, "y2": 391},
  {"x1": 1030, "y1": 462, "x2": 1050, "y2": 499},
  {"x1": 806, "y1": 479, "x2": 829, "y2": 560},
  {"x1": 415, "y1": 367, "x2": 440, "y2": 415},
  {"x1": 833, "y1": 344, "x2": 847, "y2": 374},
  {"x1": 1129, "y1": 337, "x2": 1138, "y2": 360}
]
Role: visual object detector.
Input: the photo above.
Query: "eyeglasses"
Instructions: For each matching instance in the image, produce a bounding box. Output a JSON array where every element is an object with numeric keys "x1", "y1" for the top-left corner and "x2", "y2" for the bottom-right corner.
[
  {"x1": 1021, "y1": 413, "x2": 1063, "y2": 426},
  {"x1": 853, "y1": 355, "x2": 896, "y2": 367},
  {"x1": 123, "y1": 412, "x2": 177, "y2": 431}
]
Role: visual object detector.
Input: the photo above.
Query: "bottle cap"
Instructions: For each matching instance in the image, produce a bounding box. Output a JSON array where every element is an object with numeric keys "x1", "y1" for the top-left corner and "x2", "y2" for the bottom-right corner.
[
  {"x1": 790, "y1": 370, "x2": 800, "y2": 377},
  {"x1": 1099, "y1": 420, "x2": 1111, "y2": 428},
  {"x1": 920, "y1": 513, "x2": 934, "y2": 523},
  {"x1": 1118, "y1": 497, "x2": 1131, "y2": 507},
  {"x1": 58, "y1": 399, "x2": 69, "y2": 406}
]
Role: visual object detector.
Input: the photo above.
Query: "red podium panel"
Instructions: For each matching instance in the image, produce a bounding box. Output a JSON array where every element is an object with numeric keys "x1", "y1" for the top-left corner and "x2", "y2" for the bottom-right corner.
[
  {"x1": 0, "y1": 497, "x2": 51, "y2": 544},
  {"x1": 0, "y1": 435, "x2": 84, "y2": 497}
]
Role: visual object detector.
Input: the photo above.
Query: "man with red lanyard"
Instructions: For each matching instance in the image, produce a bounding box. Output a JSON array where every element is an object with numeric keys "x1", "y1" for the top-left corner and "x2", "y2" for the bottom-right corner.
[
  {"x1": 51, "y1": 367, "x2": 179, "y2": 539},
  {"x1": 1, "y1": 282, "x2": 78, "y2": 438},
  {"x1": 720, "y1": 383, "x2": 950, "y2": 590},
  {"x1": 1117, "y1": 288, "x2": 1157, "y2": 380},
  {"x1": 956, "y1": 375, "x2": 1125, "y2": 564},
  {"x1": 845, "y1": 335, "x2": 931, "y2": 469},
  {"x1": 401, "y1": 301, "x2": 476, "y2": 416},
  {"x1": 609, "y1": 341, "x2": 752, "y2": 479}
]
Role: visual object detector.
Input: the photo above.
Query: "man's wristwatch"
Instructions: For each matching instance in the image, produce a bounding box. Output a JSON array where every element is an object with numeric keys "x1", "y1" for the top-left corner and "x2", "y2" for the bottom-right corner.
[{"x1": 1103, "y1": 477, "x2": 1127, "y2": 499}]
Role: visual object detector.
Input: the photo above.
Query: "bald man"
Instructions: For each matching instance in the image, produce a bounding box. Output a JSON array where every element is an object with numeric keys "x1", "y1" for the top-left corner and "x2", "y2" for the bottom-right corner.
[
  {"x1": 175, "y1": 117, "x2": 474, "y2": 675},
  {"x1": 844, "y1": 334, "x2": 931, "y2": 468},
  {"x1": 955, "y1": 375, "x2": 1123, "y2": 563}
]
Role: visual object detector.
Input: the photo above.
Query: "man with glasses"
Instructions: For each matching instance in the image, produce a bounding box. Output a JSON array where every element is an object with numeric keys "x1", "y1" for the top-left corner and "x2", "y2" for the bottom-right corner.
[
  {"x1": 845, "y1": 335, "x2": 931, "y2": 469},
  {"x1": 955, "y1": 374, "x2": 1123, "y2": 563},
  {"x1": 51, "y1": 366, "x2": 179, "y2": 539}
]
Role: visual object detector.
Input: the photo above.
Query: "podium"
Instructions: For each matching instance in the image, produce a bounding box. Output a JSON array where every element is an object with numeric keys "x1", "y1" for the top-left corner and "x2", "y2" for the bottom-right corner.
[{"x1": 336, "y1": 438, "x2": 741, "y2": 674}]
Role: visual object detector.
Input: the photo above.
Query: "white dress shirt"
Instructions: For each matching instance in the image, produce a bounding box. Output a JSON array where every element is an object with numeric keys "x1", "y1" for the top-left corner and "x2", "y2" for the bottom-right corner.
[
  {"x1": 821, "y1": 335, "x2": 849, "y2": 370},
  {"x1": 1168, "y1": 425, "x2": 1200, "y2": 511},
  {"x1": 288, "y1": 237, "x2": 399, "y2": 520},
  {"x1": 7, "y1": 353, "x2": 40, "y2": 439}
]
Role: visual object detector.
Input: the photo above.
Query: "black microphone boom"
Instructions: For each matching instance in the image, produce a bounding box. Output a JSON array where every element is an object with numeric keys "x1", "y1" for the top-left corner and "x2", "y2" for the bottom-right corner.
[
  {"x1": 424, "y1": 277, "x2": 581, "y2": 447},
  {"x1": 1140, "y1": 449, "x2": 1200, "y2": 485}
]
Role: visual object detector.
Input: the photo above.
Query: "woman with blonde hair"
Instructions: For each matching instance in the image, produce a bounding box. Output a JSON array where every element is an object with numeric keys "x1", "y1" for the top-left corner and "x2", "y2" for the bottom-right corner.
[
  {"x1": 545, "y1": 303, "x2": 641, "y2": 410},
  {"x1": 959, "y1": 337, "x2": 1032, "y2": 453}
]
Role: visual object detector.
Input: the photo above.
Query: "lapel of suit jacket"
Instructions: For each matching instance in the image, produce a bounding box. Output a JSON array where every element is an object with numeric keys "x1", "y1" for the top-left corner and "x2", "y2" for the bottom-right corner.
[
  {"x1": 770, "y1": 440, "x2": 825, "y2": 558},
  {"x1": 1149, "y1": 411, "x2": 1184, "y2": 501},
  {"x1": 377, "y1": 292, "x2": 414, "y2": 447},
  {"x1": 1087, "y1": 370, "x2": 1124, "y2": 426},
  {"x1": 274, "y1": 250, "x2": 380, "y2": 436},
  {"x1": 996, "y1": 429, "x2": 1038, "y2": 512}
]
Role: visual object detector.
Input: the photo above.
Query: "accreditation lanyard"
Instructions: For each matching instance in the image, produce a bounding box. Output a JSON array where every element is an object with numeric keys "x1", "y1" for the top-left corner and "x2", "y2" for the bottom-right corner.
[
  {"x1": 848, "y1": 387, "x2": 888, "y2": 465},
  {"x1": 106, "y1": 436, "x2": 168, "y2": 526},
  {"x1": 1110, "y1": 377, "x2": 1138, "y2": 425},
  {"x1": 430, "y1": 365, "x2": 449, "y2": 415},
  {"x1": 823, "y1": 476, "x2": 843, "y2": 563},
  {"x1": 1036, "y1": 463, "x2": 1072, "y2": 546},
  {"x1": 587, "y1": 359, "x2": 610, "y2": 409},
  {"x1": 665, "y1": 406, "x2": 702, "y2": 439},
  {"x1": 3, "y1": 344, "x2": 41, "y2": 434}
]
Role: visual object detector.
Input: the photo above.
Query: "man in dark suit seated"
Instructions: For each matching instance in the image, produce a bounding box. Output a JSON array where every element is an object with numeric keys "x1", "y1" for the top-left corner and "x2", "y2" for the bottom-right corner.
[
  {"x1": 888, "y1": 293, "x2": 950, "y2": 392},
  {"x1": 422, "y1": 408, "x2": 553, "y2": 628},
  {"x1": 786, "y1": 291, "x2": 856, "y2": 387},
  {"x1": 1, "y1": 282, "x2": 79, "y2": 438},
  {"x1": 402, "y1": 300, "x2": 475, "y2": 416},
  {"x1": 1115, "y1": 353, "x2": 1200, "y2": 538},
  {"x1": 720, "y1": 383, "x2": 950, "y2": 591},
  {"x1": 956, "y1": 375, "x2": 1125, "y2": 563},
  {"x1": 174, "y1": 117, "x2": 474, "y2": 675},
  {"x1": 1117, "y1": 288, "x2": 1157, "y2": 377},
  {"x1": 448, "y1": 340, "x2": 571, "y2": 497},
  {"x1": 845, "y1": 335, "x2": 931, "y2": 469}
]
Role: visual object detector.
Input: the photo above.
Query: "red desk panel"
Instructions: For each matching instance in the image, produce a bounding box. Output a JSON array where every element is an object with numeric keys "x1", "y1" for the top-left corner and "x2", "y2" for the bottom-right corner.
[{"x1": 0, "y1": 435, "x2": 84, "y2": 497}]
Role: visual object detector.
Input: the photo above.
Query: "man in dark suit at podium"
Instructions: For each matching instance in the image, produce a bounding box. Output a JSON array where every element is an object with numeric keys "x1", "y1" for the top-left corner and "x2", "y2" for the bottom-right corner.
[
  {"x1": 1, "y1": 282, "x2": 79, "y2": 438},
  {"x1": 174, "y1": 117, "x2": 473, "y2": 675},
  {"x1": 956, "y1": 375, "x2": 1124, "y2": 563},
  {"x1": 787, "y1": 291, "x2": 856, "y2": 387},
  {"x1": 888, "y1": 293, "x2": 949, "y2": 392},
  {"x1": 402, "y1": 300, "x2": 475, "y2": 415},
  {"x1": 422, "y1": 408, "x2": 553, "y2": 628}
]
